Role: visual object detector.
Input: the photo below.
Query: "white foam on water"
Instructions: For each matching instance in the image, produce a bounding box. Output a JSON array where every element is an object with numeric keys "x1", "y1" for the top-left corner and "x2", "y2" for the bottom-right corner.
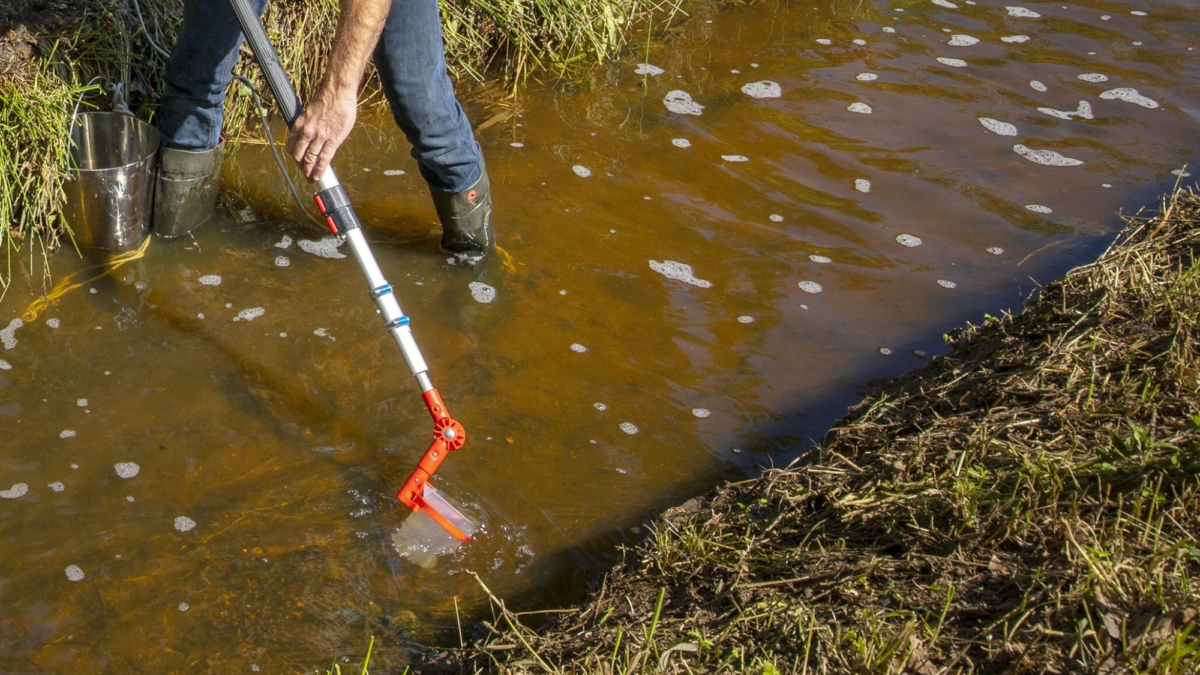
[
  {"x1": 816, "y1": 38, "x2": 832, "y2": 45},
  {"x1": 1001, "y1": 34, "x2": 1031, "y2": 43},
  {"x1": 948, "y1": 35, "x2": 980, "y2": 46},
  {"x1": 988, "y1": 246, "x2": 1005, "y2": 255},
  {"x1": 125, "y1": 495, "x2": 134, "y2": 502},
  {"x1": 937, "y1": 57, "x2": 968, "y2": 67},
  {"x1": 49, "y1": 482, "x2": 65, "y2": 492},
  {"x1": 197, "y1": 313, "x2": 205, "y2": 320},
  {"x1": 856, "y1": 73, "x2": 879, "y2": 81},
  {"x1": 620, "y1": 422, "x2": 639, "y2": 435},
  {"x1": 179, "y1": 602, "x2": 190, "y2": 612},
  {"x1": 314, "y1": 327, "x2": 335, "y2": 341},
  {"x1": 882, "y1": 26, "x2": 896, "y2": 33},
  {"x1": 731, "y1": 69, "x2": 741, "y2": 74},
  {"x1": 274, "y1": 256, "x2": 290, "y2": 267},
  {"x1": 692, "y1": 408, "x2": 711, "y2": 418},
  {"x1": 722, "y1": 155, "x2": 750, "y2": 162},
  {"x1": 979, "y1": 118, "x2": 1019, "y2": 136},
  {"x1": 896, "y1": 233, "x2": 924, "y2": 247},
  {"x1": 469, "y1": 281, "x2": 497, "y2": 304},
  {"x1": 1025, "y1": 204, "x2": 1053, "y2": 213},
  {"x1": 1099, "y1": 88, "x2": 1159, "y2": 109},
  {"x1": 1172, "y1": 169, "x2": 1192, "y2": 177},
  {"x1": 797, "y1": 281, "x2": 823, "y2": 294},
  {"x1": 663, "y1": 90, "x2": 705, "y2": 115},
  {"x1": 853, "y1": 39, "x2": 867, "y2": 45},
  {"x1": 848, "y1": 102, "x2": 873, "y2": 114},
  {"x1": 46, "y1": 318, "x2": 60, "y2": 328},
  {"x1": 937, "y1": 279, "x2": 958, "y2": 289},
  {"x1": 114, "y1": 462, "x2": 140, "y2": 478},
  {"x1": 879, "y1": 347, "x2": 893, "y2": 355},
  {"x1": 233, "y1": 307, "x2": 265, "y2": 322},
  {"x1": 1102, "y1": 183, "x2": 1114, "y2": 188},
  {"x1": 77, "y1": 398, "x2": 87, "y2": 407},
  {"x1": 770, "y1": 214, "x2": 784, "y2": 222},
  {"x1": 671, "y1": 138, "x2": 692, "y2": 148},
  {"x1": 1077, "y1": 73, "x2": 1108, "y2": 83},
  {"x1": 634, "y1": 63, "x2": 665, "y2": 76},
  {"x1": 89, "y1": 288, "x2": 97, "y2": 294},
  {"x1": 594, "y1": 402, "x2": 607, "y2": 411},
  {"x1": 855, "y1": 179, "x2": 872, "y2": 193},
  {"x1": 1030, "y1": 80, "x2": 1048, "y2": 92},
  {"x1": 1013, "y1": 144, "x2": 1084, "y2": 166},
  {"x1": 0, "y1": 483, "x2": 29, "y2": 499},
  {"x1": 197, "y1": 275, "x2": 222, "y2": 286},
  {"x1": 569, "y1": 343, "x2": 588, "y2": 353},
  {"x1": 299, "y1": 236, "x2": 348, "y2": 259},
  {"x1": 1038, "y1": 100, "x2": 1093, "y2": 120},
  {"x1": 1, "y1": 318, "x2": 23, "y2": 350},
  {"x1": 649, "y1": 260, "x2": 713, "y2": 288},
  {"x1": 572, "y1": 165, "x2": 592, "y2": 178},
  {"x1": 65, "y1": 565, "x2": 84, "y2": 582},
  {"x1": 1130, "y1": 10, "x2": 1146, "y2": 16},
  {"x1": 751, "y1": 62, "x2": 759, "y2": 67},
  {"x1": 1131, "y1": 41, "x2": 1142, "y2": 46},
  {"x1": 809, "y1": 255, "x2": 833, "y2": 264},
  {"x1": 0, "y1": 360, "x2": 10, "y2": 370},
  {"x1": 71, "y1": 464, "x2": 78, "y2": 469},
  {"x1": 1005, "y1": 6, "x2": 1040, "y2": 17},
  {"x1": 279, "y1": 333, "x2": 287, "y2": 338},
  {"x1": 737, "y1": 316, "x2": 755, "y2": 323},
  {"x1": 741, "y1": 81, "x2": 781, "y2": 98},
  {"x1": 510, "y1": 142, "x2": 524, "y2": 148},
  {"x1": 134, "y1": 281, "x2": 148, "y2": 292},
  {"x1": 559, "y1": 290, "x2": 568, "y2": 295},
  {"x1": 383, "y1": 169, "x2": 406, "y2": 176},
  {"x1": 932, "y1": 0, "x2": 958, "y2": 7},
  {"x1": 174, "y1": 516, "x2": 197, "y2": 532},
  {"x1": 60, "y1": 429, "x2": 76, "y2": 438}
]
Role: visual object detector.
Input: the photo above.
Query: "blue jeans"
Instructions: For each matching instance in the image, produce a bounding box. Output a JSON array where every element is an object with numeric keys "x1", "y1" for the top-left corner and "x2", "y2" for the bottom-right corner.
[{"x1": 157, "y1": 0, "x2": 483, "y2": 193}]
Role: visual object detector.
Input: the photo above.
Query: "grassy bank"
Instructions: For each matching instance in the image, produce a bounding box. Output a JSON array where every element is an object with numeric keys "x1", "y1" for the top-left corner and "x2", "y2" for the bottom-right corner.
[
  {"x1": 458, "y1": 188, "x2": 1200, "y2": 673},
  {"x1": 0, "y1": 0, "x2": 680, "y2": 287}
]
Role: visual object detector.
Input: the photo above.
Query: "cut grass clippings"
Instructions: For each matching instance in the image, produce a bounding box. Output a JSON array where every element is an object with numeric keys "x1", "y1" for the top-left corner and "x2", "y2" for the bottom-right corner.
[{"x1": 456, "y1": 187, "x2": 1200, "y2": 673}]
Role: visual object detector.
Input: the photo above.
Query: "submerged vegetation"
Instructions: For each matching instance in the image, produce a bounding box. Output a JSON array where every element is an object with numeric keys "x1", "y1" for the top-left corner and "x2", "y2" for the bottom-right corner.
[
  {"x1": 0, "y1": 0, "x2": 682, "y2": 287},
  {"x1": 459, "y1": 188, "x2": 1200, "y2": 673}
]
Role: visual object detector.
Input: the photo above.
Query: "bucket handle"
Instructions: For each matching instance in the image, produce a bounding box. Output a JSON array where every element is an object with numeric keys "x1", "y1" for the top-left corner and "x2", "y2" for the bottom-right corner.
[{"x1": 67, "y1": 77, "x2": 134, "y2": 141}]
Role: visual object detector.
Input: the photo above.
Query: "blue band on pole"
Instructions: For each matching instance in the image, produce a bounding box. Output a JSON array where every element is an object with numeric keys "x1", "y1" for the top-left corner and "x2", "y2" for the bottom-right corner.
[
  {"x1": 371, "y1": 284, "x2": 393, "y2": 299},
  {"x1": 385, "y1": 316, "x2": 410, "y2": 330}
]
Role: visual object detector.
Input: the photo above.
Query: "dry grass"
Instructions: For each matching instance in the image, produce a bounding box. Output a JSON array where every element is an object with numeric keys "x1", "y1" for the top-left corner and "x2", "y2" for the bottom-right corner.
[{"x1": 455, "y1": 187, "x2": 1200, "y2": 674}]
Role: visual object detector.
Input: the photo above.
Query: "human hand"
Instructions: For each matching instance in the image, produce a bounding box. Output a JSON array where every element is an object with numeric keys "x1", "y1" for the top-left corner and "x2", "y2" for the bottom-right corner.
[{"x1": 287, "y1": 86, "x2": 358, "y2": 182}]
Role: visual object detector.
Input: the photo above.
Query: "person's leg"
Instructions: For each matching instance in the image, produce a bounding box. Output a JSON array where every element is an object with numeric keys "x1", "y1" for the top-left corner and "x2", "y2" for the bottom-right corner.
[
  {"x1": 157, "y1": 0, "x2": 269, "y2": 151},
  {"x1": 373, "y1": 0, "x2": 494, "y2": 260}
]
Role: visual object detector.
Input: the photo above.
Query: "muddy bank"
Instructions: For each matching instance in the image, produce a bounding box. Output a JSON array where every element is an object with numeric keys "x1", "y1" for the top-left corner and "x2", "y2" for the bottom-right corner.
[{"x1": 457, "y1": 188, "x2": 1200, "y2": 673}]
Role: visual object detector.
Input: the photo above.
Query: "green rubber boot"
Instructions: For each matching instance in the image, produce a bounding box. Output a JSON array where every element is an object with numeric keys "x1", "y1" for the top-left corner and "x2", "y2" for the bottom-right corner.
[
  {"x1": 429, "y1": 167, "x2": 494, "y2": 262},
  {"x1": 153, "y1": 142, "x2": 223, "y2": 239}
]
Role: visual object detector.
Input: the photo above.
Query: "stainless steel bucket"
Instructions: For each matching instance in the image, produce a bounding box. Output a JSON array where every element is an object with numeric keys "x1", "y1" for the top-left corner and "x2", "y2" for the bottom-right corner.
[{"x1": 62, "y1": 111, "x2": 161, "y2": 250}]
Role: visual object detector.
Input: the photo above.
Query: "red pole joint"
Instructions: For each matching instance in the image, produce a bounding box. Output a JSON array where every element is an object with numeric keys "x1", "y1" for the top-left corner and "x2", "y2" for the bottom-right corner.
[{"x1": 395, "y1": 388, "x2": 470, "y2": 541}]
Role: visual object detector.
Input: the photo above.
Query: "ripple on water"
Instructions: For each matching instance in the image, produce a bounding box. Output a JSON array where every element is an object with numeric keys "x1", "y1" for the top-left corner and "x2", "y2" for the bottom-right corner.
[
  {"x1": 1013, "y1": 144, "x2": 1084, "y2": 167},
  {"x1": 174, "y1": 516, "x2": 197, "y2": 532},
  {"x1": 741, "y1": 81, "x2": 781, "y2": 98},
  {"x1": 663, "y1": 90, "x2": 704, "y2": 115},
  {"x1": 797, "y1": 281, "x2": 823, "y2": 294},
  {"x1": 979, "y1": 118, "x2": 1019, "y2": 136},
  {"x1": 115, "y1": 462, "x2": 140, "y2": 478},
  {"x1": 65, "y1": 565, "x2": 84, "y2": 582},
  {"x1": 1099, "y1": 88, "x2": 1159, "y2": 109},
  {"x1": 649, "y1": 260, "x2": 713, "y2": 288},
  {"x1": 896, "y1": 233, "x2": 924, "y2": 247},
  {"x1": 469, "y1": 281, "x2": 497, "y2": 304}
]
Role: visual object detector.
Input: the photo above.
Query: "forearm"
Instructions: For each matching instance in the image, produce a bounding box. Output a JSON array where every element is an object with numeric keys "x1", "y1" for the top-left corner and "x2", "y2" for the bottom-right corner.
[{"x1": 319, "y1": 0, "x2": 391, "y2": 100}]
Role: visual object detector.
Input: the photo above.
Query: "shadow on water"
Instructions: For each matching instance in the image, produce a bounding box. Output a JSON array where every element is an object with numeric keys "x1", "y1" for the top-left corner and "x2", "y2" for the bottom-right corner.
[{"x1": 2, "y1": 0, "x2": 1199, "y2": 670}]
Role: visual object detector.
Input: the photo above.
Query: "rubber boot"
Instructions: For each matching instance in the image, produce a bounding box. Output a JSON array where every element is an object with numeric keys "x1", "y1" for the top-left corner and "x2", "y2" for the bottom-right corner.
[
  {"x1": 429, "y1": 167, "x2": 494, "y2": 262},
  {"x1": 153, "y1": 142, "x2": 224, "y2": 239}
]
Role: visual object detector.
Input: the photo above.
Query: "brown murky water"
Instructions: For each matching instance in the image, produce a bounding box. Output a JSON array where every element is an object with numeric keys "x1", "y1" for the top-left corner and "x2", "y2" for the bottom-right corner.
[{"x1": 2, "y1": 0, "x2": 1198, "y2": 670}]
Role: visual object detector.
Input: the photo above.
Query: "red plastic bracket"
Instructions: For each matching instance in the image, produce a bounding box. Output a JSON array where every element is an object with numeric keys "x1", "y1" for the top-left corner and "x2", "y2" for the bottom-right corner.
[{"x1": 395, "y1": 388, "x2": 470, "y2": 541}]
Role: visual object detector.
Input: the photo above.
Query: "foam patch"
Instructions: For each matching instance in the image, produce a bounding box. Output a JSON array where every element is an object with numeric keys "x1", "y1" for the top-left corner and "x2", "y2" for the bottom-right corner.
[
  {"x1": 848, "y1": 102, "x2": 873, "y2": 114},
  {"x1": 692, "y1": 408, "x2": 711, "y2": 418},
  {"x1": 275, "y1": 256, "x2": 290, "y2": 267},
  {"x1": 979, "y1": 118, "x2": 1019, "y2": 136},
  {"x1": 737, "y1": 316, "x2": 755, "y2": 323},
  {"x1": 1077, "y1": 73, "x2": 1108, "y2": 83},
  {"x1": 797, "y1": 281, "x2": 823, "y2": 294},
  {"x1": 987, "y1": 246, "x2": 1006, "y2": 255},
  {"x1": 1025, "y1": 204, "x2": 1053, "y2": 213},
  {"x1": 671, "y1": 138, "x2": 692, "y2": 148},
  {"x1": 937, "y1": 57, "x2": 968, "y2": 67},
  {"x1": 570, "y1": 343, "x2": 588, "y2": 353},
  {"x1": 635, "y1": 63, "x2": 665, "y2": 76},
  {"x1": 1001, "y1": 35, "x2": 1031, "y2": 43},
  {"x1": 855, "y1": 179, "x2": 872, "y2": 193},
  {"x1": 896, "y1": 233, "x2": 924, "y2": 247},
  {"x1": 856, "y1": 73, "x2": 879, "y2": 81},
  {"x1": 60, "y1": 429, "x2": 76, "y2": 438},
  {"x1": 197, "y1": 275, "x2": 222, "y2": 286},
  {"x1": 1099, "y1": 88, "x2": 1159, "y2": 109},
  {"x1": 114, "y1": 462, "x2": 140, "y2": 478},
  {"x1": 383, "y1": 169, "x2": 406, "y2": 176},
  {"x1": 932, "y1": 0, "x2": 958, "y2": 7},
  {"x1": 469, "y1": 281, "x2": 497, "y2": 304},
  {"x1": 572, "y1": 165, "x2": 592, "y2": 177},
  {"x1": 1013, "y1": 144, "x2": 1084, "y2": 166},
  {"x1": 0, "y1": 360, "x2": 10, "y2": 370},
  {"x1": 649, "y1": 260, "x2": 713, "y2": 288},
  {"x1": 233, "y1": 308, "x2": 265, "y2": 322},
  {"x1": 1005, "y1": 6, "x2": 1040, "y2": 17},
  {"x1": 298, "y1": 237, "x2": 347, "y2": 259},
  {"x1": 49, "y1": 482, "x2": 65, "y2": 492},
  {"x1": 741, "y1": 81, "x2": 781, "y2": 98},
  {"x1": 1030, "y1": 80, "x2": 1048, "y2": 92},
  {"x1": 620, "y1": 422, "x2": 639, "y2": 435},
  {"x1": 721, "y1": 155, "x2": 750, "y2": 162},
  {"x1": 65, "y1": 565, "x2": 84, "y2": 581},
  {"x1": 1, "y1": 318, "x2": 23, "y2": 350},
  {"x1": 663, "y1": 90, "x2": 705, "y2": 115},
  {"x1": 174, "y1": 516, "x2": 197, "y2": 532},
  {"x1": 948, "y1": 35, "x2": 980, "y2": 46},
  {"x1": 1038, "y1": 100, "x2": 1094, "y2": 120},
  {"x1": 937, "y1": 279, "x2": 958, "y2": 288},
  {"x1": 809, "y1": 255, "x2": 832, "y2": 264},
  {"x1": 0, "y1": 483, "x2": 28, "y2": 499},
  {"x1": 46, "y1": 318, "x2": 60, "y2": 329}
]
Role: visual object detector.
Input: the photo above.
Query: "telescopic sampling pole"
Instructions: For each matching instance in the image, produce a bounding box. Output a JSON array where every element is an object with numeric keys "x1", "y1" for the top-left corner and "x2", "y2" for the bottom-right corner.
[{"x1": 226, "y1": 0, "x2": 474, "y2": 541}]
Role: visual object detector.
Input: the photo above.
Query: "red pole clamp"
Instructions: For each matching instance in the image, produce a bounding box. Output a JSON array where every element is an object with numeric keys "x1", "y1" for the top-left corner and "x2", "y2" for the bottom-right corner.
[{"x1": 395, "y1": 388, "x2": 470, "y2": 541}]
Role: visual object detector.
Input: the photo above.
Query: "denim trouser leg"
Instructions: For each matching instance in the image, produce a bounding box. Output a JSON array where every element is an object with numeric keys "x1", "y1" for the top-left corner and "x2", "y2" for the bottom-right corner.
[
  {"x1": 157, "y1": 0, "x2": 269, "y2": 151},
  {"x1": 374, "y1": 0, "x2": 483, "y2": 193}
]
